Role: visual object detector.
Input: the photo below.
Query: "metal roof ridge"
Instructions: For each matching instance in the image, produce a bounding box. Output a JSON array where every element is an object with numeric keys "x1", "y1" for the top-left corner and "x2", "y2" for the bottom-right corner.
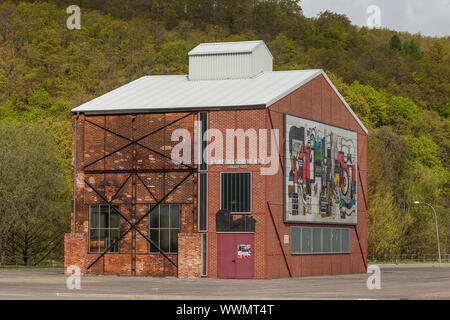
[{"x1": 188, "y1": 40, "x2": 267, "y2": 56}]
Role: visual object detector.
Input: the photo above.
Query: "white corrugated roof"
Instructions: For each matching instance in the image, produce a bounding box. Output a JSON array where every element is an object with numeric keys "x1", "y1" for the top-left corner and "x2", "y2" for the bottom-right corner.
[
  {"x1": 71, "y1": 69, "x2": 368, "y2": 133},
  {"x1": 72, "y1": 69, "x2": 320, "y2": 113},
  {"x1": 188, "y1": 40, "x2": 271, "y2": 57}
]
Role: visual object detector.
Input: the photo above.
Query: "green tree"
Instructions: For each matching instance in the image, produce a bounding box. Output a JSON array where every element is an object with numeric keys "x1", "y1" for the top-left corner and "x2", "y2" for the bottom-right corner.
[
  {"x1": 403, "y1": 39, "x2": 422, "y2": 59},
  {"x1": 406, "y1": 135, "x2": 442, "y2": 168},
  {"x1": 0, "y1": 122, "x2": 69, "y2": 264},
  {"x1": 389, "y1": 35, "x2": 402, "y2": 51}
]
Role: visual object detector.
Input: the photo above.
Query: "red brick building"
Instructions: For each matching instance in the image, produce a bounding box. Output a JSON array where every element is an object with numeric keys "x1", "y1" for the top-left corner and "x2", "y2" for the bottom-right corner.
[{"x1": 65, "y1": 40, "x2": 368, "y2": 278}]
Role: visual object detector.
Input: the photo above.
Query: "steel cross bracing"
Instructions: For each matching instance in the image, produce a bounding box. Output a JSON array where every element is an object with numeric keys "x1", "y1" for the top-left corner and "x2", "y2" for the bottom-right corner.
[{"x1": 82, "y1": 112, "x2": 196, "y2": 274}]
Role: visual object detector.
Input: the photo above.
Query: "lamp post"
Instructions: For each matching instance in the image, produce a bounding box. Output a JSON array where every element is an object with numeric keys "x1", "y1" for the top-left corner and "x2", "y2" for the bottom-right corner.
[{"x1": 413, "y1": 201, "x2": 441, "y2": 266}]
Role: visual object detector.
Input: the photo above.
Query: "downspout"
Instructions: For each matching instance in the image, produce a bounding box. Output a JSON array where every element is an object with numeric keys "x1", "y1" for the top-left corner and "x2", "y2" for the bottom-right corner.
[{"x1": 73, "y1": 112, "x2": 79, "y2": 233}]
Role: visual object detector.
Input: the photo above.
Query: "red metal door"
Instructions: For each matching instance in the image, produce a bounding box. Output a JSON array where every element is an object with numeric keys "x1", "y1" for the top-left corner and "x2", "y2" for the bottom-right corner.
[{"x1": 217, "y1": 233, "x2": 254, "y2": 279}]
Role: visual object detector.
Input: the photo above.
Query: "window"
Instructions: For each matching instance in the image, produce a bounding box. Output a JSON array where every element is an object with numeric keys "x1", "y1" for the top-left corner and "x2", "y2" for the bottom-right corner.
[
  {"x1": 313, "y1": 228, "x2": 322, "y2": 253},
  {"x1": 342, "y1": 228, "x2": 350, "y2": 253},
  {"x1": 322, "y1": 228, "x2": 332, "y2": 253},
  {"x1": 199, "y1": 112, "x2": 208, "y2": 171},
  {"x1": 201, "y1": 233, "x2": 207, "y2": 276},
  {"x1": 149, "y1": 204, "x2": 180, "y2": 253},
  {"x1": 199, "y1": 173, "x2": 207, "y2": 231},
  {"x1": 332, "y1": 229, "x2": 341, "y2": 253},
  {"x1": 291, "y1": 227, "x2": 301, "y2": 254},
  {"x1": 302, "y1": 228, "x2": 311, "y2": 253},
  {"x1": 290, "y1": 227, "x2": 350, "y2": 254},
  {"x1": 198, "y1": 113, "x2": 208, "y2": 274},
  {"x1": 89, "y1": 204, "x2": 120, "y2": 253},
  {"x1": 221, "y1": 172, "x2": 251, "y2": 213}
]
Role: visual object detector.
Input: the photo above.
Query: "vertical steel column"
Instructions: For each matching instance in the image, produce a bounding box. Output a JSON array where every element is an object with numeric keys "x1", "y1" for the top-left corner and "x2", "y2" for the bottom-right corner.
[
  {"x1": 73, "y1": 112, "x2": 79, "y2": 233},
  {"x1": 131, "y1": 115, "x2": 137, "y2": 276}
]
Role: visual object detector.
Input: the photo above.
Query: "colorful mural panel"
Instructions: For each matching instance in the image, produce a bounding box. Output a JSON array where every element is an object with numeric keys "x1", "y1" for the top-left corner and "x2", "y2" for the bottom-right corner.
[{"x1": 284, "y1": 114, "x2": 358, "y2": 224}]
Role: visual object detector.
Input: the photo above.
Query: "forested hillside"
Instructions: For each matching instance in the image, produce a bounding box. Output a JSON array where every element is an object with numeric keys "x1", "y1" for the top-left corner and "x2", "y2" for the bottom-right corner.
[{"x1": 0, "y1": 0, "x2": 448, "y2": 263}]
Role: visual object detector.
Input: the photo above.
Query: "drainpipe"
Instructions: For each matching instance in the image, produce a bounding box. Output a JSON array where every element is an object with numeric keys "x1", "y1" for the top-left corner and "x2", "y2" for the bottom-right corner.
[{"x1": 73, "y1": 112, "x2": 79, "y2": 233}]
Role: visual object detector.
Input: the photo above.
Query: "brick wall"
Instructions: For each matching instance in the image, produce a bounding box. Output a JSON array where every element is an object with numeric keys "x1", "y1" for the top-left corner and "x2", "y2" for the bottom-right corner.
[
  {"x1": 178, "y1": 233, "x2": 202, "y2": 278},
  {"x1": 206, "y1": 109, "x2": 267, "y2": 278},
  {"x1": 206, "y1": 74, "x2": 367, "y2": 279},
  {"x1": 266, "y1": 74, "x2": 368, "y2": 278},
  {"x1": 66, "y1": 112, "x2": 197, "y2": 276},
  {"x1": 64, "y1": 233, "x2": 88, "y2": 274},
  {"x1": 67, "y1": 73, "x2": 368, "y2": 279}
]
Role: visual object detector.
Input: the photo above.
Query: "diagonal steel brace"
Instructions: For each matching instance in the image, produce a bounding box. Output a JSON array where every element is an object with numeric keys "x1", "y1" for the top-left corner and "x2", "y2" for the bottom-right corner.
[
  {"x1": 85, "y1": 172, "x2": 193, "y2": 270},
  {"x1": 84, "y1": 112, "x2": 193, "y2": 170}
]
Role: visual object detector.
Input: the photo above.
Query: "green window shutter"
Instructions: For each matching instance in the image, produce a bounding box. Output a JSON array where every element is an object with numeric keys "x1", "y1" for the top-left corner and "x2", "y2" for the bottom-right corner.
[
  {"x1": 332, "y1": 228, "x2": 341, "y2": 253},
  {"x1": 313, "y1": 228, "x2": 322, "y2": 253},
  {"x1": 323, "y1": 228, "x2": 331, "y2": 253},
  {"x1": 302, "y1": 227, "x2": 311, "y2": 253},
  {"x1": 291, "y1": 227, "x2": 301, "y2": 254},
  {"x1": 342, "y1": 228, "x2": 350, "y2": 253}
]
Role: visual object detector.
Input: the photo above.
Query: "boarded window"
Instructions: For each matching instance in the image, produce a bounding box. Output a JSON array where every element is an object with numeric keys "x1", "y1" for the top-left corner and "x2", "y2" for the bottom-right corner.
[{"x1": 216, "y1": 209, "x2": 256, "y2": 232}]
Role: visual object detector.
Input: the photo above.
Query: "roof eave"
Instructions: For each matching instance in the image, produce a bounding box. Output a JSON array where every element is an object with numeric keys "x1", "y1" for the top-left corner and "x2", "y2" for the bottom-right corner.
[{"x1": 75, "y1": 104, "x2": 267, "y2": 115}]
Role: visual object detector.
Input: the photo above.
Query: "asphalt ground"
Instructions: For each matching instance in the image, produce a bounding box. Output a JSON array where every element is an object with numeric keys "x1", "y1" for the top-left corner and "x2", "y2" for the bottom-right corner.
[{"x1": 0, "y1": 263, "x2": 448, "y2": 300}]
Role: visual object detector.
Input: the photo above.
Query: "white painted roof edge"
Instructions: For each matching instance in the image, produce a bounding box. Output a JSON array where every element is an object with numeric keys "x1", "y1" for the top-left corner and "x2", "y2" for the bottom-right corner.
[
  {"x1": 265, "y1": 69, "x2": 321, "y2": 108},
  {"x1": 320, "y1": 71, "x2": 369, "y2": 134}
]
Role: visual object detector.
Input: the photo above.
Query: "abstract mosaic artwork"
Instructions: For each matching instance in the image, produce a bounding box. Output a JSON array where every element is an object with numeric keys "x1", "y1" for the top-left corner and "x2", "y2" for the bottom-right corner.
[{"x1": 284, "y1": 114, "x2": 358, "y2": 224}]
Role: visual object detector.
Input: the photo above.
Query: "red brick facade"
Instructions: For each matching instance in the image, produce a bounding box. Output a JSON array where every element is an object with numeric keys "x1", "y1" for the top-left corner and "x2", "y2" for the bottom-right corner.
[
  {"x1": 263, "y1": 74, "x2": 368, "y2": 277},
  {"x1": 204, "y1": 74, "x2": 367, "y2": 278},
  {"x1": 65, "y1": 113, "x2": 195, "y2": 276},
  {"x1": 65, "y1": 74, "x2": 367, "y2": 278},
  {"x1": 177, "y1": 233, "x2": 202, "y2": 278}
]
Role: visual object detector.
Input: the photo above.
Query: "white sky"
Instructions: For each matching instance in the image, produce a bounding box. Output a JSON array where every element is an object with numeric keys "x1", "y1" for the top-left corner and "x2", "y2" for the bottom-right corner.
[{"x1": 300, "y1": 0, "x2": 450, "y2": 37}]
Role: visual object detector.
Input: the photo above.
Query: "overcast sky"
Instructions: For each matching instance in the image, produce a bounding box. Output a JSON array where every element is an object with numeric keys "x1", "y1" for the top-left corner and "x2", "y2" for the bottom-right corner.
[{"x1": 300, "y1": 0, "x2": 450, "y2": 38}]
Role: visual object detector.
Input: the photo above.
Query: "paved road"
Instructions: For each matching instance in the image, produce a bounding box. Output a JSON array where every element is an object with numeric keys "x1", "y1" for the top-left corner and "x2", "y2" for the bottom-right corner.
[{"x1": 0, "y1": 264, "x2": 448, "y2": 300}]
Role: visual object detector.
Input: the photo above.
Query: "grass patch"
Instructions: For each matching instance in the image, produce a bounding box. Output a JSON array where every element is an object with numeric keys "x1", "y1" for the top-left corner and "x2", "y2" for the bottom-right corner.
[
  {"x1": 0, "y1": 264, "x2": 64, "y2": 269},
  {"x1": 368, "y1": 260, "x2": 449, "y2": 265}
]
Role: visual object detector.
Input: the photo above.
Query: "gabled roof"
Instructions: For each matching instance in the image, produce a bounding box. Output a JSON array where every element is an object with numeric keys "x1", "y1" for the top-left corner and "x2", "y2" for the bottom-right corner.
[
  {"x1": 188, "y1": 40, "x2": 272, "y2": 58},
  {"x1": 71, "y1": 69, "x2": 368, "y2": 134}
]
